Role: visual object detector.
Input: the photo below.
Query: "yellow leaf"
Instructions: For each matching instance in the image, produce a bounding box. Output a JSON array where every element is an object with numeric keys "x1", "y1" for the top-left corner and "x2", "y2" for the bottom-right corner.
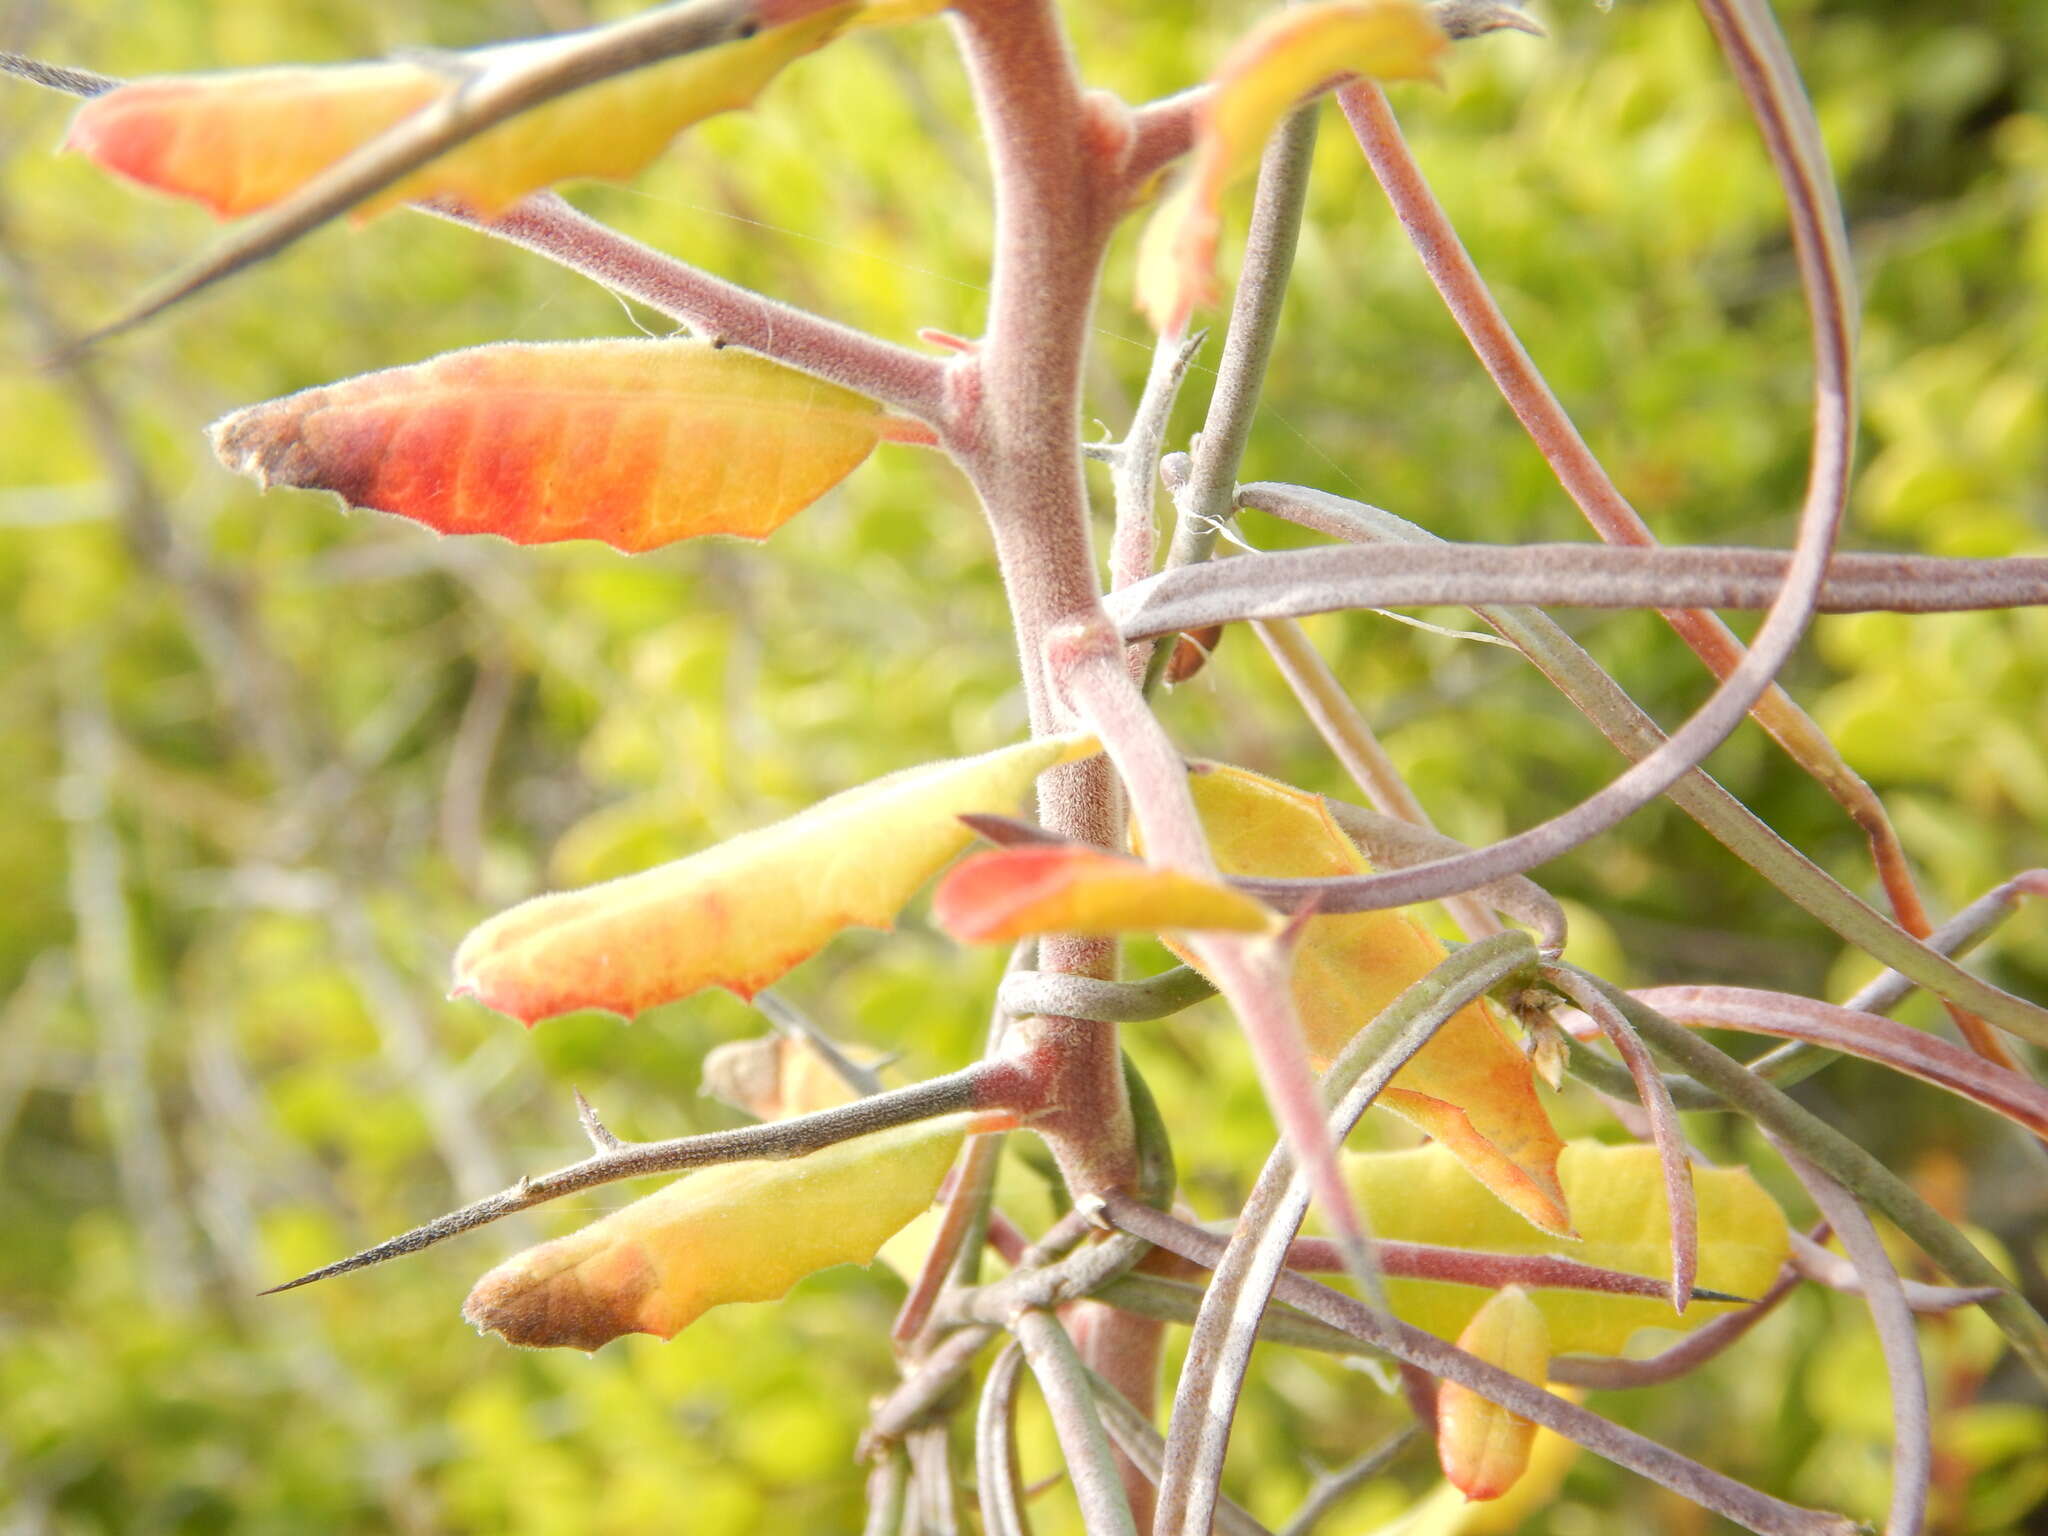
[
  {"x1": 1164, "y1": 762, "x2": 1570, "y2": 1234},
  {"x1": 211, "y1": 340, "x2": 908, "y2": 554},
  {"x1": 933, "y1": 845, "x2": 1277, "y2": 943},
  {"x1": 1344, "y1": 1142, "x2": 1790, "y2": 1357},
  {"x1": 464, "y1": 1115, "x2": 969, "y2": 1349},
  {"x1": 1134, "y1": 0, "x2": 1449, "y2": 331},
  {"x1": 454, "y1": 734, "x2": 1099, "y2": 1024},
  {"x1": 65, "y1": 9, "x2": 850, "y2": 221},
  {"x1": 702, "y1": 1034, "x2": 889, "y2": 1120},
  {"x1": 1436, "y1": 1286, "x2": 1548, "y2": 1501}
]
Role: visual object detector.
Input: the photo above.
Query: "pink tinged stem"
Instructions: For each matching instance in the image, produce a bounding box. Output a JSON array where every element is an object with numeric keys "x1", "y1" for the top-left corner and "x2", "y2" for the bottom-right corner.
[
  {"x1": 1636, "y1": 986, "x2": 2048, "y2": 1141},
  {"x1": 1777, "y1": 1147, "x2": 1931, "y2": 1536},
  {"x1": 1546, "y1": 966, "x2": 1700, "y2": 1313},
  {"x1": 1789, "y1": 1232, "x2": 2003, "y2": 1315},
  {"x1": 1106, "y1": 1196, "x2": 1861, "y2": 1536},
  {"x1": 439, "y1": 194, "x2": 950, "y2": 423}
]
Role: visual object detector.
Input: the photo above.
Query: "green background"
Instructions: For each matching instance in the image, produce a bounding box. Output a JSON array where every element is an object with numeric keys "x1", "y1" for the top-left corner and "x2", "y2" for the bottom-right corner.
[{"x1": 1, "y1": 0, "x2": 2044, "y2": 1529}]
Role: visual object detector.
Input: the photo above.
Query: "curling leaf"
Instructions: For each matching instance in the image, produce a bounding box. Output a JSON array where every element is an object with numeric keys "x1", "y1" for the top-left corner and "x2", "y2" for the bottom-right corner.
[
  {"x1": 454, "y1": 734, "x2": 1099, "y2": 1024},
  {"x1": 1436, "y1": 1286, "x2": 1549, "y2": 1501},
  {"x1": 463, "y1": 1115, "x2": 969, "y2": 1349},
  {"x1": 1134, "y1": 0, "x2": 1448, "y2": 332},
  {"x1": 1344, "y1": 1142, "x2": 1790, "y2": 1358},
  {"x1": 1170, "y1": 762, "x2": 1570, "y2": 1234},
  {"x1": 211, "y1": 339, "x2": 918, "y2": 554},
  {"x1": 63, "y1": 9, "x2": 851, "y2": 221},
  {"x1": 933, "y1": 844, "x2": 1277, "y2": 943}
]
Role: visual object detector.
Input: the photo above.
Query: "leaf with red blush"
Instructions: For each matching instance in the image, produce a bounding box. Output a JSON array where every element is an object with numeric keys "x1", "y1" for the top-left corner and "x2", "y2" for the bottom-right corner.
[
  {"x1": 211, "y1": 339, "x2": 927, "y2": 553},
  {"x1": 453, "y1": 734, "x2": 1098, "y2": 1025},
  {"x1": 63, "y1": 9, "x2": 851, "y2": 221},
  {"x1": 1162, "y1": 762, "x2": 1571, "y2": 1236},
  {"x1": 933, "y1": 844, "x2": 1276, "y2": 944}
]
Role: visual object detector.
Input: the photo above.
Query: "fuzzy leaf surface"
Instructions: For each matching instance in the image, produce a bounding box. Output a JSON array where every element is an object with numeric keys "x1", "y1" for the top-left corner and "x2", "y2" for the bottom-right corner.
[
  {"x1": 454, "y1": 735, "x2": 1098, "y2": 1023},
  {"x1": 211, "y1": 340, "x2": 898, "y2": 553},
  {"x1": 463, "y1": 1115, "x2": 968, "y2": 1349},
  {"x1": 63, "y1": 10, "x2": 849, "y2": 220},
  {"x1": 1344, "y1": 1143, "x2": 1790, "y2": 1357},
  {"x1": 933, "y1": 845, "x2": 1276, "y2": 943},
  {"x1": 1172, "y1": 762, "x2": 1571, "y2": 1234},
  {"x1": 1437, "y1": 1286, "x2": 1549, "y2": 1500},
  {"x1": 1135, "y1": 0, "x2": 1447, "y2": 331}
]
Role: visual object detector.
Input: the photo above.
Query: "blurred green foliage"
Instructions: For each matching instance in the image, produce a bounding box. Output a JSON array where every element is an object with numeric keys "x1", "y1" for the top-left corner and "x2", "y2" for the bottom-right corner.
[{"x1": 1, "y1": 0, "x2": 2044, "y2": 1530}]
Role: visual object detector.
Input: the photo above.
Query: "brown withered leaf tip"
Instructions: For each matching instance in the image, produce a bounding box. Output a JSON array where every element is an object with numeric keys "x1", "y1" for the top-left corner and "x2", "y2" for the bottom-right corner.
[
  {"x1": 463, "y1": 1237, "x2": 659, "y2": 1352},
  {"x1": 210, "y1": 392, "x2": 382, "y2": 512}
]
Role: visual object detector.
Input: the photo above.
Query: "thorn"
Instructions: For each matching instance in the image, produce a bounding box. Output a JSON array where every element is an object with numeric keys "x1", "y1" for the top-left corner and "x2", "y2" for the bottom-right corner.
[
  {"x1": 573, "y1": 1088, "x2": 622, "y2": 1151},
  {"x1": 1075, "y1": 1192, "x2": 1114, "y2": 1231}
]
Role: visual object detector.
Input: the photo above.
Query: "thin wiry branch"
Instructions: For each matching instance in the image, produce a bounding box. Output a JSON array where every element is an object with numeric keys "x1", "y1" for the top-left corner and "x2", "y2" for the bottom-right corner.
[
  {"x1": 1078, "y1": 1366, "x2": 1272, "y2": 1536},
  {"x1": 1565, "y1": 969, "x2": 2048, "y2": 1381},
  {"x1": 45, "y1": 0, "x2": 846, "y2": 352},
  {"x1": 1105, "y1": 1196, "x2": 1861, "y2": 1536},
  {"x1": 1637, "y1": 986, "x2": 2048, "y2": 1140},
  {"x1": 1012, "y1": 1309, "x2": 1138, "y2": 1536},
  {"x1": 1777, "y1": 1148, "x2": 1930, "y2": 1536},
  {"x1": 1546, "y1": 966, "x2": 1699, "y2": 1313},
  {"x1": 436, "y1": 194, "x2": 950, "y2": 423},
  {"x1": 905, "y1": 1422, "x2": 963, "y2": 1536},
  {"x1": 1237, "y1": 481, "x2": 2048, "y2": 1043},
  {"x1": 1109, "y1": 328, "x2": 1206, "y2": 601},
  {"x1": 1341, "y1": 10, "x2": 2015, "y2": 1073},
  {"x1": 263, "y1": 1065, "x2": 995, "y2": 1293},
  {"x1": 1320, "y1": 800, "x2": 1565, "y2": 954},
  {"x1": 1048, "y1": 615, "x2": 1391, "y2": 1325},
  {"x1": 1279, "y1": 1234, "x2": 1742, "y2": 1304},
  {"x1": 1789, "y1": 1233, "x2": 2001, "y2": 1314},
  {"x1": 998, "y1": 965, "x2": 1218, "y2": 1023},
  {"x1": 975, "y1": 1342, "x2": 1034, "y2": 1536},
  {"x1": 1551, "y1": 1263, "x2": 1804, "y2": 1390},
  {"x1": 1255, "y1": 616, "x2": 1503, "y2": 944},
  {"x1": 863, "y1": 1447, "x2": 911, "y2": 1536},
  {"x1": 1278, "y1": 1427, "x2": 1419, "y2": 1536},
  {"x1": 1144, "y1": 103, "x2": 1318, "y2": 694},
  {"x1": 1105, "y1": 543, "x2": 2048, "y2": 634},
  {"x1": 1151, "y1": 932, "x2": 1539, "y2": 1536},
  {"x1": 0, "y1": 50, "x2": 115, "y2": 96}
]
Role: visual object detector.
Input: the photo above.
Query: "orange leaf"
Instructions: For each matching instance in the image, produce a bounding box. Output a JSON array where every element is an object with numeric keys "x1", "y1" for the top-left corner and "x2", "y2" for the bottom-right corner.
[
  {"x1": 64, "y1": 9, "x2": 850, "y2": 221},
  {"x1": 1165, "y1": 763, "x2": 1570, "y2": 1235},
  {"x1": 1436, "y1": 1286, "x2": 1549, "y2": 1501},
  {"x1": 210, "y1": 339, "x2": 906, "y2": 553},
  {"x1": 464, "y1": 1115, "x2": 969, "y2": 1349},
  {"x1": 454, "y1": 734, "x2": 1098, "y2": 1024},
  {"x1": 1134, "y1": 0, "x2": 1448, "y2": 332},
  {"x1": 933, "y1": 845, "x2": 1276, "y2": 943}
]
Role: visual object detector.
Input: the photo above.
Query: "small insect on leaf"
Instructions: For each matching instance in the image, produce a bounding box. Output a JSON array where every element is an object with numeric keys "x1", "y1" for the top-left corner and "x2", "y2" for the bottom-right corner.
[
  {"x1": 1344, "y1": 1142, "x2": 1790, "y2": 1358},
  {"x1": 453, "y1": 734, "x2": 1099, "y2": 1025},
  {"x1": 1134, "y1": 0, "x2": 1449, "y2": 332},
  {"x1": 1161, "y1": 762, "x2": 1571, "y2": 1235},
  {"x1": 63, "y1": 8, "x2": 851, "y2": 220},
  {"x1": 933, "y1": 844, "x2": 1277, "y2": 944},
  {"x1": 211, "y1": 340, "x2": 923, "y2": 554},
  {"x1": 464, "y1": 1115, "x2": 971, "y2": 1350},
  {"x1": 1436, "y1": 1286, "x2": 1549, "y2": 1501}
]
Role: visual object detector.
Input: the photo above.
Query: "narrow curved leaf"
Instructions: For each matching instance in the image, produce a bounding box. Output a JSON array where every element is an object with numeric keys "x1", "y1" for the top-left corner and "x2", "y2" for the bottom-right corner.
[
  {"x1": 63, "y1": 9, "x2": 850, "y2": 221},
  {"x1": 1172, "y1": 762, "x2": 1570, "y2": 1234},
  {"x1": 1344, "y1": 1143, "x2": 1790, "y2": 1358},
  {"x1": 464, "y1": 1114, "x2": 969, "y2": 1349},
  {"x1": 1134, "y1": 0, "x2": 1447, "y2": 332},
  {"x1": 1437, "y1": 1286, "x2": 1549, "y2": 1501},
  {"x1": 454, "y1": 734, "x2": 1098, "y2": 1023},
  {"x1": 933, "y1": 844, "x2": 1277, "y2": 943},
  {"x1": 211, "y1": 340, "x2": 906, "y2": 553}
]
